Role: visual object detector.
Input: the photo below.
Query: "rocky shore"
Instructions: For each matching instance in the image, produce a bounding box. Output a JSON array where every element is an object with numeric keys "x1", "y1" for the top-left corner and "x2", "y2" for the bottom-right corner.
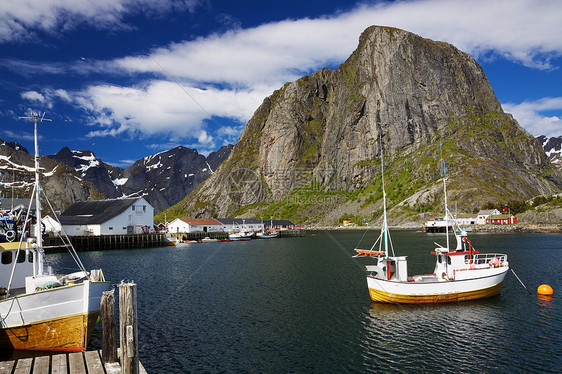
[{"x1": 304, "y1": 223, "x2": 562, "y2": 233}]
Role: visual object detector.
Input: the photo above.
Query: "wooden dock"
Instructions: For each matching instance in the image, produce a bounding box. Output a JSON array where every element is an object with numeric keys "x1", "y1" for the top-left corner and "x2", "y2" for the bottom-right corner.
[
  {"x1": 0, "y1": 350, "x2": 147, "y2": 374},
  {"x1": 43, "y1": 233, "x2": 169, "y2": 252}
]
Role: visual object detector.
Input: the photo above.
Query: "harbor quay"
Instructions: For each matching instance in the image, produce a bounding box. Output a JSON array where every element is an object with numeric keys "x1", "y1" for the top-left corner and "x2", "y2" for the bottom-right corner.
[{"x1": 43, "y1": 233, "x2": 169, "y2": 251}]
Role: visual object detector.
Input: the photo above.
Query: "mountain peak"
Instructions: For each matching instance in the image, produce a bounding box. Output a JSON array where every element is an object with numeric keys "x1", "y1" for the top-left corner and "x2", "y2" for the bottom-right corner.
[{"x1": 168, "y1": 25, "x2": 561, "y2": 224}]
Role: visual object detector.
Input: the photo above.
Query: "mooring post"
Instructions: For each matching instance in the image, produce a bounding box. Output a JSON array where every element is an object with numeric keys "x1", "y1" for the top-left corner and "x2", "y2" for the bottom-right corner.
[
  {"x1": 101, "y1": 290, "x2": 118, "y2": 363},
  {"x1": 119, "y1": 282, "x2": 139, "y2": 374}
]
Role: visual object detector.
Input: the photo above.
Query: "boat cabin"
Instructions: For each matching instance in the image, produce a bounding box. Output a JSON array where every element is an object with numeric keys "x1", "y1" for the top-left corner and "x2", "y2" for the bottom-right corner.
[
  {"x1": 368, "y1": 256, "x2": 408, "y2": 281},
  {"x1": 0, "y1": 242, "x2": 33, "y2": 291}
]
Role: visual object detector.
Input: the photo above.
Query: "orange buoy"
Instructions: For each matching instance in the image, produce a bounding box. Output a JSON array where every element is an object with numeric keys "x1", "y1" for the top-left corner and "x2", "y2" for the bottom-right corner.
[{"x1": 537, "y1": 284, "x2": 553, "y2": 296}]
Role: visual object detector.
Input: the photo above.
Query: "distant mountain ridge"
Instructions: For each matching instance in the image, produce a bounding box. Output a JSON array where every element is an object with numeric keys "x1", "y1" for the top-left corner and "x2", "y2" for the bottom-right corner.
[
  {"x1": 0, "y1": 140, "x2": 104, "y2": 212},
  {"x1": 537, "y1": 135, "x2": 562, "y2": 170},
  {"x1": 48, "y1": 144, "x2": 233, "y2": 212}
]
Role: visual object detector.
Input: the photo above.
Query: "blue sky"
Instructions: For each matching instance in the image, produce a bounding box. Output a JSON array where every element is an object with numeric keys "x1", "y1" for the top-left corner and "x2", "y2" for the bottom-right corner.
[{"x1": 1, "y1": 0, "x2": 561, "y2": 167}]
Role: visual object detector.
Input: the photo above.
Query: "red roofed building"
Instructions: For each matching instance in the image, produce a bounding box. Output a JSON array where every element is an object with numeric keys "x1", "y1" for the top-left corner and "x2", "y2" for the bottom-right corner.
[{"x1": 168, "y1": 218, "x2": 224, "y2": 233}]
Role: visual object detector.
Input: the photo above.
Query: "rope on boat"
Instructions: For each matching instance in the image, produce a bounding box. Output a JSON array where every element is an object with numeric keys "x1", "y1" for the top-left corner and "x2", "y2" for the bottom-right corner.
[
  {"x1": 0, "y1": 296, "x2": 17, "y2": 324},
  {"x1": 354, "y1": 210, "x2": 381, "y2": 250},
  {"x1": 510, "y1": 268, "x2": 531, "y2": 294}
]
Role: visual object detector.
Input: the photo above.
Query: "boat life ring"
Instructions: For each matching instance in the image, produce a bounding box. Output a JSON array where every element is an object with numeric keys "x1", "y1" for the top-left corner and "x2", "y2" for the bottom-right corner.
[
  {"x1": 5, "y1": 230, "x2": 16, "y2": 242},
  {"x1": 441, "y1": 272, "x2": 447, "y2": 280}
]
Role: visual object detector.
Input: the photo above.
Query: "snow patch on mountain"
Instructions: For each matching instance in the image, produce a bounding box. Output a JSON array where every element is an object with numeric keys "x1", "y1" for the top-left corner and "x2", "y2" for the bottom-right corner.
[{"x1": 537, "y1": 135, "x2": 562, "y2": 170}]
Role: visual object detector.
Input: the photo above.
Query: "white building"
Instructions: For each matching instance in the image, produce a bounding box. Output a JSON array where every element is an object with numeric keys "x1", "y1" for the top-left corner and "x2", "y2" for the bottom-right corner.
[
  {"x1": 168, "y1": 218, "x2": 224, "y2": 234},
  {"x1": 476, "y1": 209, "x2": 501, "y2": 225},
  {"x1": 42, "y1": 215, "x2": 62, "y2": 235},
  {"x1": 58, "y1": 197, "x2": 154, "y2": 236},
  {"x1": 216, "y1": 218, "x2": 264, "y2": 233}
]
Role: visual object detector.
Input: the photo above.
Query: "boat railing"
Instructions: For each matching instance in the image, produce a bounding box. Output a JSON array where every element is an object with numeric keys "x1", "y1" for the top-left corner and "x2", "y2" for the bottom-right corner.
[{"x1": 469, "y1": 253, "x2": 508, "y2": 266}]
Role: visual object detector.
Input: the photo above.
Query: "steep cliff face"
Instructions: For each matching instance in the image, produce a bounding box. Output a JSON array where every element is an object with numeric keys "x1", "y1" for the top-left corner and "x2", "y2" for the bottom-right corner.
[{"x1": 170, "y1": 26, "x2": 561, "y2": 223}]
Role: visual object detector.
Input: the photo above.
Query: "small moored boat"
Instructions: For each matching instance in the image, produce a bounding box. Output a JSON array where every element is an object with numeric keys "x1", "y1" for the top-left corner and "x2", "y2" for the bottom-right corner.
[
  {"x1": 353, "y1": 144, "x2": 509, "y2": 304},
  {"x1": 200, "y1": 237, "x2": 218, "y2": 243}
]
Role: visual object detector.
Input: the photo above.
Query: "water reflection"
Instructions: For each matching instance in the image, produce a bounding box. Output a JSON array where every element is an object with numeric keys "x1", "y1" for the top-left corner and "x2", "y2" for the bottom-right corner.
[{"x1": 360, "y1": 299, "x2": 512, "y2": 373}]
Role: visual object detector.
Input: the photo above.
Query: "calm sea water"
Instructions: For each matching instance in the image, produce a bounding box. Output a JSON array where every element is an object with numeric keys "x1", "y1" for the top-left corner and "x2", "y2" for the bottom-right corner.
[{"x1": 4, "y1": 230, "x2": 561, "y2": 373}]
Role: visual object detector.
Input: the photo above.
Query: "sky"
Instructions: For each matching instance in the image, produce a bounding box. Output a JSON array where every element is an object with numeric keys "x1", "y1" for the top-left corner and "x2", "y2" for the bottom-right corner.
[{"x1": 1, "y1": 0, "x2": 561, "y2": 167}]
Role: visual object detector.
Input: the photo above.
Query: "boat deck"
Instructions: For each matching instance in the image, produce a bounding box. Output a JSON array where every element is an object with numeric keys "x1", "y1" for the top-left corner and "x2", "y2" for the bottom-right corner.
[{"x1": 0, "y1": 350, "x2": 147, "y2": 374}]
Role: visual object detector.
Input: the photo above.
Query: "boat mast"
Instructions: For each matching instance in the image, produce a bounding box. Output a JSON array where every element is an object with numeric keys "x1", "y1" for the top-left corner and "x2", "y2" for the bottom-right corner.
[
  {"x1": 379, "y1": 134, "x2": 393, "y2": 257},
  {"x1": 440, "y1": 144, "x2": 450, "y2": 250},
  {"x1": 19, "y1": 112, "x2": 51, "y2": 273}
]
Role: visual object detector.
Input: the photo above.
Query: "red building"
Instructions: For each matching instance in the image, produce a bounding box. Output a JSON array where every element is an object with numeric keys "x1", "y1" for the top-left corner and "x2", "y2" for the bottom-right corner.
[{"x1": 486, "y1": 214, "x2": 517, "y2": 225}]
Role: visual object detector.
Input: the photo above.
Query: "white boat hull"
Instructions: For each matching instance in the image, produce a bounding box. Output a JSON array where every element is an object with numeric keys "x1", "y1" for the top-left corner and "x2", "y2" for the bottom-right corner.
[
  {"x1": 366, "y1": 266, "x2": 509, "y2": 304},
  {"x1": 0, "y1": 280, "x2": 111, "y2": 351}
]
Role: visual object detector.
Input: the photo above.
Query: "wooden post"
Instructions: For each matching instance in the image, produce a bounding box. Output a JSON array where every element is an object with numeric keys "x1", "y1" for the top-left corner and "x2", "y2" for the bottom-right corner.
[
  {"x1": 101, "y1": 290, "x2": 118, "y2": 363},
  {"x1": 119, "y1": 282, "x2": 139, "y2": 374}
]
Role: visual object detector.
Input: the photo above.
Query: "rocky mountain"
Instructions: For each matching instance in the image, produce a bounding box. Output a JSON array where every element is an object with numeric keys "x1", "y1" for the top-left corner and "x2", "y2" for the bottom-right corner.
[
  {"x1": 167, "y1": 26, "x2": 562, "y2": 225},
  {"x1": 537, "y1": 135, "x2": 562, "y2": 170},
  {"x1": 0, "y1": 140, "x2": 104, "y2": 212},
  {"x1": 48, "y1": 144, "x2": 233, "y2": 213}
]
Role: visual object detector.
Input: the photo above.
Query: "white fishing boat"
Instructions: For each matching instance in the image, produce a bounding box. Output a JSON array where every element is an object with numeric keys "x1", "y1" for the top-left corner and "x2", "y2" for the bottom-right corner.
[
  {"x1": 255, "y1": 230, "x2": 278, "y2": 239},
  {"x1": 256, "y1": 217, "x2": 279, "y2": 238},
  {"x1": 353, "y1": 144, "x2": 509, "y2": 304},
  {"x1": 0, "y1": 113, "x2": 110, "y2": 351},
  {"x1": 228, "y1": 231, "x2": 253, "y2": 241},
  {"x1": 228, "y1": 220, "x2": 253, "y2": 240}
]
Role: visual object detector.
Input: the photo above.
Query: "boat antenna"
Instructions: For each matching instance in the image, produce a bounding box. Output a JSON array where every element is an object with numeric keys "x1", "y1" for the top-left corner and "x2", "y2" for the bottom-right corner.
[{"x1": 439, "y1": 143, "x2": 450, "y2": 250}]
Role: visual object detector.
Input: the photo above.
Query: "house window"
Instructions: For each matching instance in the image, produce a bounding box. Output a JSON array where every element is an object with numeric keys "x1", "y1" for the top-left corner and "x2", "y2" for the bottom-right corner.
[
  {"x1": 2, "y1": 251, "x2": 12, "y2": 264},
  {"x1": 109, "y1": 227, "x2": 113, "y2": 230},
  {"x1": 122, "y1": 227, "x2": 127, "y2": 230},
  {"x1": 143, "y1": 206, "x2": 146, "y2": 212},
  {"x1": 132, "y1": 206, "x2": 135, "y2": 211}
]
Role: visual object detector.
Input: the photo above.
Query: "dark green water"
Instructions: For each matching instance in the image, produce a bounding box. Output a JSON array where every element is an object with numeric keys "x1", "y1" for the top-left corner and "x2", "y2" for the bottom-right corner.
[{"x1": 6, "y1": 230, "x2": 562, "y2": 372}]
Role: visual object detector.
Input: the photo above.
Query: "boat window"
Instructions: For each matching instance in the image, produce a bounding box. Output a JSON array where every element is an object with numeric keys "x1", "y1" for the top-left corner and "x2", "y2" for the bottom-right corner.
[
  {"x1": 1, "y1": 251, "x2": 12, "y2": 264},
  {"x1": 438, "y1": 255, "x2": 442, "y2": 264},
  {"x1": 17, "y1": 251, "x2": 26, "y2": 263},
  {"x1": 28, "y1": 251, "x2": 33, "y2": 263},
  {"x1": 447, "y1": 256, "x2": 452, "y2": 265}
]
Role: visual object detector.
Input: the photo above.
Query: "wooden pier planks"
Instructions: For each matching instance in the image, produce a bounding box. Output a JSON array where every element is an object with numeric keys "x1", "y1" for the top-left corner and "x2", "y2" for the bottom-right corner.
[
  {"x1": 0, "y1": 351, "x2": 147, "y2": 374},
  {"x1": 51, "y1": 354, "x2": 67, "y2": 374}
]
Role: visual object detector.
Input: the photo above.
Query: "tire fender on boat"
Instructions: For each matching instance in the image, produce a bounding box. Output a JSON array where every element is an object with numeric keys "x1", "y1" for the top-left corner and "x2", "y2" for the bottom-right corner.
[{"x1": 5, "y1": 230, "x2": 16, "y2": 242}]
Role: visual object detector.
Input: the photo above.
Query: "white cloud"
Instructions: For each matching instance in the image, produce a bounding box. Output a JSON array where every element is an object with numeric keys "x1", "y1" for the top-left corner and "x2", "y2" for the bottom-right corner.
[
  {"x1": 21, "y1": 91, "x2": 46, "y2": 103},
  {"x1": 72, "y1": 80, "x2": 270, "y2": 139},
  {"x1": 502, "y1": 98, "x2": 562, "y2": 137},
  {"x1": 13, "y1": 0, "x2": 562, "y2": 144},
  {"x1": 94, "y1": 0, "x2": 562, "y2": 143},
  {"x1": 0, "y1": 0, "x2": 202, "y2": 43},
  {"x1": 113, "y1": 0, "x2": 562, "y2": 90}
]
